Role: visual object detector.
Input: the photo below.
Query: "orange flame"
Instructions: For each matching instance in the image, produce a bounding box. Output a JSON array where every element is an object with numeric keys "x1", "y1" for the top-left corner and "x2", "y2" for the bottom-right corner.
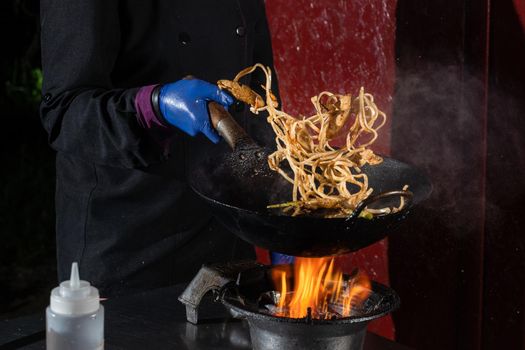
[{"x1": 271, "y1": 257, "x2": 371, "y2": 319}]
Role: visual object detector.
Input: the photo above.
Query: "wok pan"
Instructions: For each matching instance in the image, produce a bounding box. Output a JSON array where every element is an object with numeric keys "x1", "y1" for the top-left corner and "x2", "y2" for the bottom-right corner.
[{"x1": 189, "y1": 103, "x2": 432, "y2": 257}]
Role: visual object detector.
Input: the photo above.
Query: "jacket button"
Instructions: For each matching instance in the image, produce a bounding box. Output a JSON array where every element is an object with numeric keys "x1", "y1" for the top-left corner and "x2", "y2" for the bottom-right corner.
[
  {"x1": 179, "y1": 32, "x2": 191, "y2": 45},
  {"x1": 43, "y1": 93, "x2": 52, "y2": 104},
  {"x1": 235, "y1": 26, "x2": 246, "y2": 37}
]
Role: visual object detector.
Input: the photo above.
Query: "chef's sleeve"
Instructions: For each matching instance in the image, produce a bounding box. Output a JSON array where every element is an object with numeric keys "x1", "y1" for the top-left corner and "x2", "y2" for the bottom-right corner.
[{"x1": 39, "y1": 0, "x2": 168, "y2": 169}]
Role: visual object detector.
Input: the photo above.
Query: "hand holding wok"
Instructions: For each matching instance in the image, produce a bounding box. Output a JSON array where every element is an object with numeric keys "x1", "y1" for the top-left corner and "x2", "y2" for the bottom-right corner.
[{"x1": 155, "y1": 79, "x2": 234, "y2": 143}]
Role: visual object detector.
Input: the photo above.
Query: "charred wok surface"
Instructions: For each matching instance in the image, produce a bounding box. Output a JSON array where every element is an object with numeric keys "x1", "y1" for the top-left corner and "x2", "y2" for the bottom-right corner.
[{"x1": 188, "y1": 155, "x2": 431, "y2": 256}]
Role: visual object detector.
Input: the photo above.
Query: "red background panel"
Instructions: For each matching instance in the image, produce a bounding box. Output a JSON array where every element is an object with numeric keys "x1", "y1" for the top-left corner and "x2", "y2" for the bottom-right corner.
[
  {"x1": 265, "y1": 0, "x2": 396, "y2": 155},
  {"x1": 514, "y1": 0, "x2": 525, "y2": 31}
]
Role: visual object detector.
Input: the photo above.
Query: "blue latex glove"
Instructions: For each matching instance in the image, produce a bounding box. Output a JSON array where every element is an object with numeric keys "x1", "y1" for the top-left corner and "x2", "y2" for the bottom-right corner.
[{"x1": 157, "y1": 79, "x2": 234, "y2": 143}]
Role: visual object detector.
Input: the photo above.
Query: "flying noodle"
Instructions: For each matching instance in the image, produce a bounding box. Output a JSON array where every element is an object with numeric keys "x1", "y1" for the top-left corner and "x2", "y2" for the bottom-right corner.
[{"x1": 218, "y1": 64, "x2": 406, "y2": 218}]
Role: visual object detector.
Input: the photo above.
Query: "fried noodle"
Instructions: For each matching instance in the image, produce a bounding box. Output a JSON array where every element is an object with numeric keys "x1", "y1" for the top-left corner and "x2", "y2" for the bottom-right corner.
[{"x1": 220, "y1": 64, "x2": 404, "y2": 218}]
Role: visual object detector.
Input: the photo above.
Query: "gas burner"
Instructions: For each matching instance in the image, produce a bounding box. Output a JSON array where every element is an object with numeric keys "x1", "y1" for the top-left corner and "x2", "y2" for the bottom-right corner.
[{"x1": 179, "y1": 261, "x2": 399, "y2": 350}]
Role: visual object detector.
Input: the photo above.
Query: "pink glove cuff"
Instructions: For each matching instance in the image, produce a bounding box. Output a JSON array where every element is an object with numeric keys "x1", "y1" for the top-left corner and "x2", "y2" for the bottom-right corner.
[
  {"x1": 134, "y1": 84, "x2": 169, "y2": 129},
  {"x1": 134, "y1": 84, "x2": 174, "y2": 156}
]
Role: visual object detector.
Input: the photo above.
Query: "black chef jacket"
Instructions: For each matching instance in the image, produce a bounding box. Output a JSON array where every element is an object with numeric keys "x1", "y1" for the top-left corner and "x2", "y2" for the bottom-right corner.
[{"x1": 39, "y1": 0, "x2": 278, "y2": 297}]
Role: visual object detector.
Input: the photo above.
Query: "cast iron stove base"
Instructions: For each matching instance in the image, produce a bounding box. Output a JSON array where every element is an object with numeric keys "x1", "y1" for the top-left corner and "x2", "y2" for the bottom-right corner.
[{"x1": 179, "y1": 261, "x2": 399, "y2": 350}]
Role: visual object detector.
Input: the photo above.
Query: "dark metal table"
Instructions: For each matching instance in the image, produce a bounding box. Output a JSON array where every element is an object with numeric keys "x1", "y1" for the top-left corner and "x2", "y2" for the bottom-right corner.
[{"x1": 1, "y1": 284, "x2": 412, "y2": 349}]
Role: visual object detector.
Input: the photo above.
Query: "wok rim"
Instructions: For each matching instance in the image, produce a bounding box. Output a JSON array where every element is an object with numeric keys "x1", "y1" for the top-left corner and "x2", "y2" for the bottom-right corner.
[{"x1": 189, "y1": 156, "x2": 431, "y2": 223}]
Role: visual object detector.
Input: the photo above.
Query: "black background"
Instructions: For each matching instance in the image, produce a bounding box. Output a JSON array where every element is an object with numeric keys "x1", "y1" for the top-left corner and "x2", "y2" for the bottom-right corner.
[
  {"x1": 391, "y1": 0, "x2": 525, "y2": 349},
  {"x1": 0, "y1": 0, "x2": 56, "y2": 319}
]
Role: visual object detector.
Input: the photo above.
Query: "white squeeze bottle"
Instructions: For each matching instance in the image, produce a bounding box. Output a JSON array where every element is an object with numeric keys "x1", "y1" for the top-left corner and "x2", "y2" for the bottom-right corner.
[{"x1": 46, "y1": 262, "x2": 104, "y2": 350}]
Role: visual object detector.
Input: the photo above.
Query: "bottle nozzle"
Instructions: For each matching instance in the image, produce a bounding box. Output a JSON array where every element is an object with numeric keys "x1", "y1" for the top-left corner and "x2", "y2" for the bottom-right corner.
[
  {"x1": 70, "y1": 262, "x2": 80, "y2": 289},
  {"x1": 51, "y1": 262, "x2": 100, "y2": 315}
]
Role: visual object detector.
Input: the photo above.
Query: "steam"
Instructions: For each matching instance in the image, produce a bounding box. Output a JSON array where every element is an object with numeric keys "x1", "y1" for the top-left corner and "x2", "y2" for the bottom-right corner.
[{"x1": 391, "y1": 62, "x2": 525, "y2": 233}]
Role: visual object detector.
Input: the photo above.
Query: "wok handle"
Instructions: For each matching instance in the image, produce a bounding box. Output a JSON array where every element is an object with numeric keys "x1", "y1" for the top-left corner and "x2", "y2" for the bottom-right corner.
[
  {"x1": 208, "y1": 101, "x2": 255, "y2": 150},
  {"x1": 353, "y1": 190, "x2": 414, "y2": 219}
]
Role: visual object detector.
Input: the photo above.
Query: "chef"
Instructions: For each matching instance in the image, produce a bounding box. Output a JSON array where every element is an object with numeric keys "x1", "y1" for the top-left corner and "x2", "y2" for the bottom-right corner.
[{"x1": 39, "y1": 0, "x2": 278, "y2": 297}]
